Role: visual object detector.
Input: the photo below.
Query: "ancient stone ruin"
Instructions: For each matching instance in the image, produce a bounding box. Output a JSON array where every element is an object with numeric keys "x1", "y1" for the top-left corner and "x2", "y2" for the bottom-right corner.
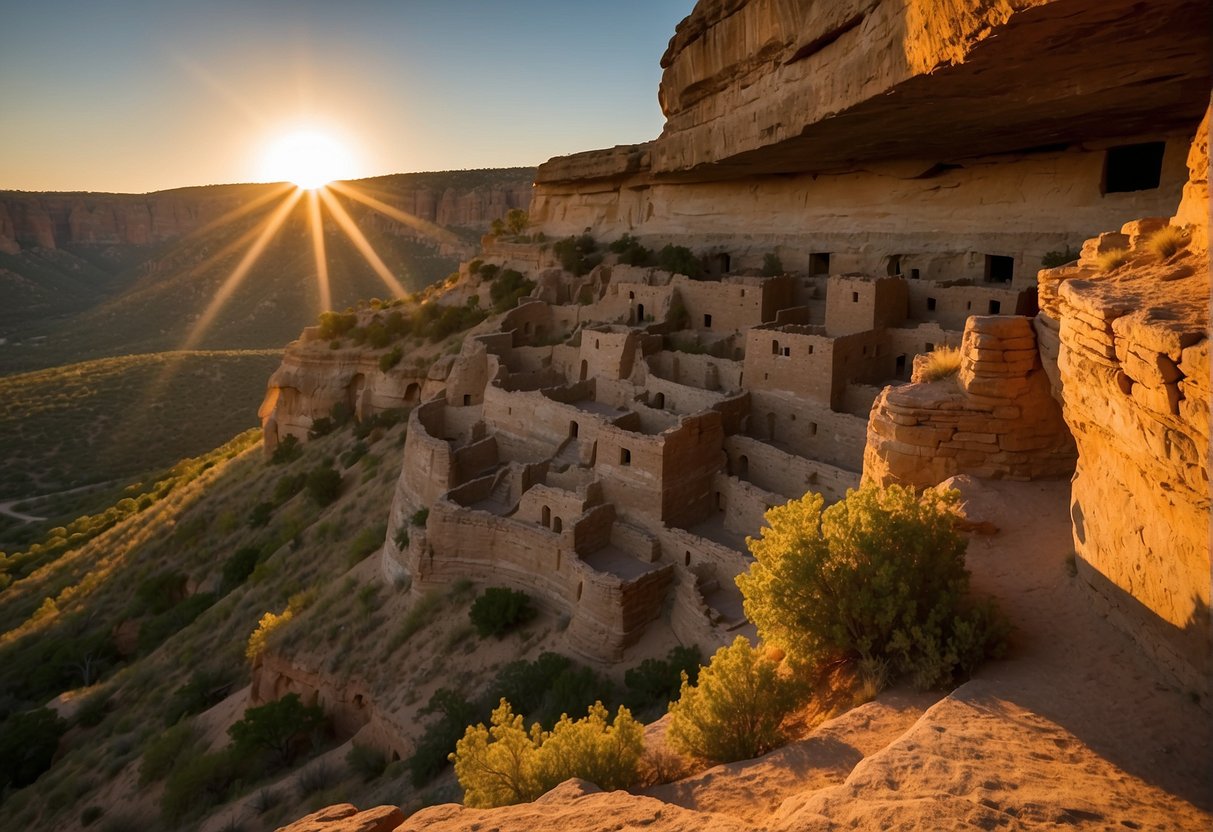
[{"x1": 261, "y1": 0, "x2": 1209, "y2": 700}]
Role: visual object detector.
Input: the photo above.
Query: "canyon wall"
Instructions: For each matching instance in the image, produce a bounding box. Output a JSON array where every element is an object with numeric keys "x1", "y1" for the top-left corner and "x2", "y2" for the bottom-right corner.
[
  {"x1": 1036, "y1": 111, "x2": 1210, "y2": 695},
  {"x1": 0, "y1": 171, "x2": 533, "y2": 253}
]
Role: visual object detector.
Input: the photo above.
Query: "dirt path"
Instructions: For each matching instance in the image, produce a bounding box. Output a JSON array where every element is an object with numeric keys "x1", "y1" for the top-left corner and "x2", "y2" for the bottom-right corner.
[
  {"x1": 0, "y1": 480, "x2": 124, "y2": 524},
  {"x1": 0, "y1": 499, "x2": 45, "y2": 522}
]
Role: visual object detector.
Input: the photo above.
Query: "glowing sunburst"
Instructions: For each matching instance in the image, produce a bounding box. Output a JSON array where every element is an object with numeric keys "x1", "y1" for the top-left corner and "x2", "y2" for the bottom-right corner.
[{"x1": 259, "y1": 130, "x2": 355, "y2": 190}]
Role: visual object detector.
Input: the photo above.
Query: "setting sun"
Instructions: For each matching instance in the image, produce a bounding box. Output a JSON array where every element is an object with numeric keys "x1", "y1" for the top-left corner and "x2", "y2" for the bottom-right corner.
[{"x1": 259, "y1": 129, "x2": 355, "y2": 190}]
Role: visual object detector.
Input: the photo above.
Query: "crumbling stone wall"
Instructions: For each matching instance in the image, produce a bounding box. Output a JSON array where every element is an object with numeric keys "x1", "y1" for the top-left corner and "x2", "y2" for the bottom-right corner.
[{"x1": 863, "y1": 315, "x2": 1076, "y2": 487}]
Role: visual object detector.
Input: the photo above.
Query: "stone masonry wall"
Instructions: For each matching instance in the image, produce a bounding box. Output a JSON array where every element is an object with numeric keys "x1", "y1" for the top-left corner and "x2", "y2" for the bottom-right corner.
[{"x1": 863, "y1": 315, "x2": 1076, "y2": 487}]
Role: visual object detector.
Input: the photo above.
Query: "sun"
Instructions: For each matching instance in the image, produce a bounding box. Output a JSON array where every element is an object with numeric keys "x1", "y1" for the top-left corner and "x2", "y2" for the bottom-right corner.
[{"x1": 259, "y1": 129, "x2": 355, "y2": 190}]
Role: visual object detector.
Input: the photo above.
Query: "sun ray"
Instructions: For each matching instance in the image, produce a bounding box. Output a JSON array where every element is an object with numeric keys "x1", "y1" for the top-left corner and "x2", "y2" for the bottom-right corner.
[
  {"x1": 181, "y1": 188, "x2": 304, "y2": 350},
  {"x1": 307, "y1": 188, "x2": 332, "y2": 314},
  {"x1": 175, "y1": 182, "x2": 295, "y2": 246},
  {"x1": 317, "y1": 187, "x2": 409, "y2": 299},
  {"x1": 328, "y1": 180, "x2": 461, "y2": 247}
]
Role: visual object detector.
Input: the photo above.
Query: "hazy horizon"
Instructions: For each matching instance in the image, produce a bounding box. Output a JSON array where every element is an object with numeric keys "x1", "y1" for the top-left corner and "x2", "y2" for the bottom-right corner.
[{"x1": 0, "y1": 0, "x2": 693, "y2": 194}]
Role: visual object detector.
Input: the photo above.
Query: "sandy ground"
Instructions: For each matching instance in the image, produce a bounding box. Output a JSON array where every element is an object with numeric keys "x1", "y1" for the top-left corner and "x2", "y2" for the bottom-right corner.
[{"x1": 398, "y1": 479, "x2": 1213, "y2": 831}]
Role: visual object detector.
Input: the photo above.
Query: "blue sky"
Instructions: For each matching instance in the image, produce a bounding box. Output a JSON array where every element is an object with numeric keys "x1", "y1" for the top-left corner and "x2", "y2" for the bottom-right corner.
[{"x1": 0, "y1": 1, "x2": 694, "y2": 193}]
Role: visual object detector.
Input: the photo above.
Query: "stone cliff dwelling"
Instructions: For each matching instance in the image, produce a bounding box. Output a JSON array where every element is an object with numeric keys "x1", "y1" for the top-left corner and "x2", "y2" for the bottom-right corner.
[{"x1": 261, "y1": 0, "x2": 1209, "y2": 704}]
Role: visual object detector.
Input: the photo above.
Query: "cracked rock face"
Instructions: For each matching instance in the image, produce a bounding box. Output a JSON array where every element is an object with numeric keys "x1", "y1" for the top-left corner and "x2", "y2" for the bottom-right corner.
[{"x1": 653, "y1": 0, "x2": 1210, "y2": 178}]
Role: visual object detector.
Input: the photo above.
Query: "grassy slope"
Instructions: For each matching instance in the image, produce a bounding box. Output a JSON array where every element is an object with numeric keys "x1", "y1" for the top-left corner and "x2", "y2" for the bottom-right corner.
[
  {"x1": 0, "y1": 420, "x2": 407, "y2": 830},
  {"x1": 0, "y1": 351, "x2": 282, "y2": 517}
]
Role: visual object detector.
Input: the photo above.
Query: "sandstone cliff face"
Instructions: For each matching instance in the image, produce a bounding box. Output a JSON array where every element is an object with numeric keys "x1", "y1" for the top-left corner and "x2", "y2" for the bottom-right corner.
[
  {"x1": 864, "y1": 316, "x2": 1075, "y2": 488},
  {"x1": 0, "y1": 188, "x2": 253, "y2": 250},
  {"x1": 0, "y1": 174, "x2": 533, "y2": 254},
  {"x1": 1036, "y1": 224, "x2": 1209, "y2": 694},
  {"x1": 654, "y1": 0, "x2": 1209, "y2": 177}
]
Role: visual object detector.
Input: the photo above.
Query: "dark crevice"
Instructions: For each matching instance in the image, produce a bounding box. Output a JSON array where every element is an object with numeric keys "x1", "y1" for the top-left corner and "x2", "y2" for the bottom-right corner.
[{"x1": 786, "y1": 11, "x2": 867, "y2": 64}]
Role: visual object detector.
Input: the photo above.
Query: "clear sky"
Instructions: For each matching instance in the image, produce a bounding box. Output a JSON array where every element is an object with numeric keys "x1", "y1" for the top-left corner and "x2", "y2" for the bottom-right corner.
[{"x1": 0, "y1": 0, "x2": 695, "y2": 194}]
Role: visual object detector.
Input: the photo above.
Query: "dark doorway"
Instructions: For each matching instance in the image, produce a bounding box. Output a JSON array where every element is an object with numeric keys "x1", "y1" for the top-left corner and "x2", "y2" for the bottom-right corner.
[
  {"x1": 984, "y1": 255, "x2": 1014, "y2": 283},
  {"x1": 1103, "y1": 142, "x2": 1166, "y2": 193},
  {"x1": 809, "y1": 252, "x2": 830, "y2": 275}
]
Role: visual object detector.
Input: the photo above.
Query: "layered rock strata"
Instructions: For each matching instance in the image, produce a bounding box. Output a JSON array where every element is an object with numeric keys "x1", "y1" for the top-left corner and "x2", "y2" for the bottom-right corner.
[{"x1": 863, "y1": 316, "x2": 1076, "y2": 487}]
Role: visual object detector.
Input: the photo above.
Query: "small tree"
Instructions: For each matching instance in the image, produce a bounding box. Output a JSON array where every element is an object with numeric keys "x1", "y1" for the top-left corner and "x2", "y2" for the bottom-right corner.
[
  {"x1": 737, "y1": 485, "x2": 1005, "y2": 689},
  {"x1": 469, "y1": 587, "x2": 537, "y2": 638},
  {"x1": 306, "y1": 464, "x2": 342, "y2": 506},
  {"x1": 452, "y1": 700, "x2": 643, "y2": 808},
  {"x1": 666, "y1": 636, "x2": 804, "y2": 763},
  {"x1": 505, "y1": 208, "x2": 529, "y2": 236},
  {"x1": 228, "y1": 693, "x2": 326, "y2": 768}
]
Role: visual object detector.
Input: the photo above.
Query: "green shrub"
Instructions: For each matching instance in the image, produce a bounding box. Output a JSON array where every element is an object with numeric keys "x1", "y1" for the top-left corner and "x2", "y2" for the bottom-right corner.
[
  {"x1": 305, "y1": 465, "x2": 342, "y2": 506},
  {"x1": 761, "y1": 253, "x2": 784, "y2": 276},
  {"x1": 161, "y1": 747, "x2": 247, "y2": 824},
  {"x1": 738, "y1": 485, "x2": 1006, "y2": 688},
  {"x1": 489, "y1": 268, "x2": 536, "y2": 313},
  {"x1": 270, "y1": 434, "x2": 302, "y2": 464},
  {"x1": 228, "y1": 693, "x2": 327, "y2": 768},
  {"x1": 407, "y1": 688, "x2": 481, "y2": 787},
  {"x1": 308, "y1": 417, "x2": 335, "y2": 439},
  {"x1": 452, "y1": 700, "x2": 643, "y2": 808},
  {"x1": 490, "y1": 652, "x2": 614, "y2": 730},
  {"x1": 317, "y1": 311, "x2": 358, "y2": 340},
  {"x1": 667, "y1": 636, "x2": 804, "y2": 763},
  {"x1": 222, "y1": 546, "x2": 261, "y2": 591},
  {"x1": 656, "y1": 244, "x2": 702, "y2": 277},
  {"x1": 479, "y1": 263, "x2": 500, "y2": 281},
  {"x1": 609, "y1": 234, "x2": 653, "y2": 266},
  {"x1": 505, "y1": 208, "x2": 529, "y2": 236},
  {"x1": 140, "y1": 721, "x2": 199, "y2": 785},
  {"x1": 393, "y1": 525, "x2": 410, "y2": 550},
  {"x1": 1040, "y1": 246, "x2": 1080, "y2": 268},
  {"x1": 346, "y1": 744, "x2": 387, "y2": 782},
  {"x1": 553, "y1": 234, "x2": 602, "y2": 277},
  {"x1": 411, "y1": 507, "x2": 430, "y2": 526},
  {"x1": 366, "y1": 321, "x2": 391, "y2": 349},
  {"x1": 624, "y1": 645, "x2": 702, "y2": 712},
  {"x1": 468, "y1": 259, "x2": 484, "y2": 275},
  {"x1": 248, "y1": 501, "x2": 274, "y2": 528},
  {"x1": 0, "y1": 707, "x2": 67, "y2": 789},
  {"x1": 469, "y1": 587, "x2": 538, "y2": 638},
  {"x1": 379, "y1": 346, "x2": 404, "y2": 372}
]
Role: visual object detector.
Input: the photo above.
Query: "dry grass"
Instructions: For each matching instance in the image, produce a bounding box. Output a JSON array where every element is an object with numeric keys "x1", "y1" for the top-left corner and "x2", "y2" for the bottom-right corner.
[
  {"x1": 919, "y1": 347, "x2": 962, "y2": 382},
  {"x1": 1095, "y1": 248, "x2": 1131, "y2": 272},
  {"x1": 1145, "y1": 226, "x2": 1188, "y2": 259}
]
